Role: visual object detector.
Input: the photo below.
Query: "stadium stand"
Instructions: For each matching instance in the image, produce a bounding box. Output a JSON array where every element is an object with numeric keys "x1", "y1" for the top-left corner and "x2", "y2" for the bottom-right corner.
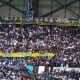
[{"x1": 0, "y1": 24, "x2": 80, "y2": 80}]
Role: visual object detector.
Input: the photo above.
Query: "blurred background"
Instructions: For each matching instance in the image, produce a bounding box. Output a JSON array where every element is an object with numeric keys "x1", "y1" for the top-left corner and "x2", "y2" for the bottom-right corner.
[{"x1": 0, "y1": 0, "x2": 80, "y2": 18}]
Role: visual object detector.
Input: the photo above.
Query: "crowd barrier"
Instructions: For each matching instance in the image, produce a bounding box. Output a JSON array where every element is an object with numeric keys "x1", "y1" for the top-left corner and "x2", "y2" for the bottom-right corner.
[
  {"x1": 53, "y1": 67, "x2": 80, "y2": 72},
  {"x1": 28, "y1": 66, "x2": 80, "y2": 74},
  {"x1": 0, "y1": 52, "x2": 55, "y2": 58},
  {"x1": 0, "y1": 17, "x2": 80, "y2": 26}
]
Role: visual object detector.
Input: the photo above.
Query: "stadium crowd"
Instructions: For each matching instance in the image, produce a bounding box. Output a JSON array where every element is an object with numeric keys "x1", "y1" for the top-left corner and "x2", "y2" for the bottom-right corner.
[
  {"x1": 0, "y1": 58, "x2": 80, "y2": 80},
  {"x1": 0, "y1": 24, "x2": 80, "y2": 79},
  {"x1": 0, "y1": 25, "x2": 80, "y2": 66}
]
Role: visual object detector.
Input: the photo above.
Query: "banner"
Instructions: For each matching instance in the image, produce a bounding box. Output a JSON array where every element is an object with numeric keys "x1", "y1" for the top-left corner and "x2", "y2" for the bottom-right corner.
[
  {"x1": 25, "y1": 52, "x2": 32, "y2": 57},
  {"x1": 19, "y1": 52, "x2": 25, "y2": 57},
  {"x1": 0, "y1": 52, "x2": 3, "y2": 57},
  {"x1": 38, "y1": 66, "x2": 45, "y2": 74},
  {"x1": 0, "y1": 17, "x2": 80, "y2": 26},
  {"x1": 27, "y1": 65, "x2": 33, "y2": 74},
  {"x1": 32, "y1": 52, "x2": 40, "y2": 57},
  {"x1": 0, "y1": 52, "x2": 55, "y2": 58},
  {"x1": 48, "y1": 53, "x2": 55, "y2": 58},
  {"x1": 3, "y1": 53, "x2": 12, "y2": 57},
  {"x1": 12, "y1": 52, "x2": 22, "y2": 57}
]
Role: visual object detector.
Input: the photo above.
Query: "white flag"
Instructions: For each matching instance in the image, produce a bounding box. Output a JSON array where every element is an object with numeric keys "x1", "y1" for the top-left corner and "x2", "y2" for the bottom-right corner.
[{"x1": 38, "y1": 66, "x2": 45, "y2": 74}]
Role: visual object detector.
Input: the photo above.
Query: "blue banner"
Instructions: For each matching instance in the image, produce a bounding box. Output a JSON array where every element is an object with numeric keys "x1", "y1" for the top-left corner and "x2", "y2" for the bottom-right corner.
[{"x1": 27, "y1": 65, "x2": 33, "y2": 74}]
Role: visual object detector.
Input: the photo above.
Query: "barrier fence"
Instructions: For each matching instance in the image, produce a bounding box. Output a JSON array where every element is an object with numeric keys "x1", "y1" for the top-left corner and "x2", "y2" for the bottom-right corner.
[{"x1": 0, "y1": 17, "x2": 80, "y2": 26}]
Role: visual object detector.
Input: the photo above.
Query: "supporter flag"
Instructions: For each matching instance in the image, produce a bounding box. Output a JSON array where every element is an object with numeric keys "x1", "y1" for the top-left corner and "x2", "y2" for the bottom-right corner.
[
  {"x1": 12, "y1": 52, "x2": 22, "y2": 57},
  {"x1": 26, "y1": 52, "x2": 32, "y2": 57},
  {"x1": 48, "y1": 53, "x2": 55, "y2": 58},
  {"x1": 19, "y1": 52, "x2": 25, "y2": 57},
  {"x1": 0, "y1": 52, "x2": 4, "y2": 57},
  {"x1": 3, "y1": 53, "x2": 12, "y2": 57},
  {"x1": 45, "y1": 52, "x2": 48, "y2": 57},
  {"x1": 32, "y1": 52, "x2": 40, "y2": 57},
  {"x1": 43, "y1": 53, "x2": 48, "y2": 57},
  {"x1": 38, "y1": 66, "x2": 45, "y2": 74},
  {"x1": 27, "y1": 65, "x2": 33, "y2": 74}
]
